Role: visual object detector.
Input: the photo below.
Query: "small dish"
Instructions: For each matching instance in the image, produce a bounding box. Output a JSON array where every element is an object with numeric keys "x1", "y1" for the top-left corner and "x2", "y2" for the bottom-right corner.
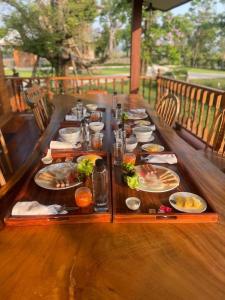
[
  {"x1": 89, "y1": 122, "x2": 104, "y2": 132},
  {"x1": 125, "y1": 197, "x2": 141, "y2": 211},
  {"x1": 126, "y1": 137, "x2": 138, "y2": 152},
  {"x1": 141, "y1": 143, "x2": 164, "y2": 153},
  {"x1": 86, "y1": 104, "x2": 98, "y2": 111},
  {"x1": 41, "y1": 156, "x2": 53, "y2": 165}
]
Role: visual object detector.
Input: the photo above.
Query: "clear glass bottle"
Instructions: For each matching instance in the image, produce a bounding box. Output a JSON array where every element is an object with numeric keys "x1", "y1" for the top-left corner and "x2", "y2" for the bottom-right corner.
[
  {"x1": 112, "y1": 91, "x2": 117, "y2": 110},
  {"x1": 92, "y1": 159, "x2": 108, "y2": 212},
  {"x1": 115, "y1": 103, "x2": 122, "y2": 123}
]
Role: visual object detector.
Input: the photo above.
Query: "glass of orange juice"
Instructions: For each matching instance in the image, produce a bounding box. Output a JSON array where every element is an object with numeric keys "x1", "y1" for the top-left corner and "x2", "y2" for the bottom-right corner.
[
  {"x1": 75, "y1": 187, "x2": 92, "y2": 208},
  {"x1": 123, "y1": 152, "x2": 136, "y2": 165}
]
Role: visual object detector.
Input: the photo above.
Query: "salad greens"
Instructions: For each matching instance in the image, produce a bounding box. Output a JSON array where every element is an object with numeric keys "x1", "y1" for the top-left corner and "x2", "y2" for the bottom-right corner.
[
  {"x1": 126, "y1": 174, "x2": 139, "y2": 189},
  {"x1": 122, "y1": 112, "x2": 128, "y2": 121},
  {"x1": 77, "y1": 159, "x2": 94, "y2": 177},
  {"x1": 122, "y1": 162, "x2": 139, "y2": 189}
]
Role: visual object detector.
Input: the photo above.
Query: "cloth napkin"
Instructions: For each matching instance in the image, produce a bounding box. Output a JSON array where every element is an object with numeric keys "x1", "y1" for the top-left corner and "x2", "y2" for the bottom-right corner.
[
  {"x1": 11, "y1": 201, "x2": 68, "y2": 216},
  {"x1": 65, "y1": 115, "x2": 78, "y2": 121},
  {"x1": 50, "y1": 140, "x2": 81, "y2": 149},
  {"x1": 144, "y1": 154, "x2": 177, "y2": 164},
  {"x1": 130, "y1": 108, "x2": 146, "y2": 113},
  {"x1": 50, "y1": 140, "x2": 74, "y2": 149},
  {"x1": 149, "y1": 125, "x2": 156, "y2": 131}
]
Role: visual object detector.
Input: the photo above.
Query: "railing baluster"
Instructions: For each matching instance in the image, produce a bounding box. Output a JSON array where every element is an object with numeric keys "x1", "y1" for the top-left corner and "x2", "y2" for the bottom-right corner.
[
  {"x1": 203, "y1": 92, "x2": 215, "y2": 142},
  {"x1": 113, "y1": 78, "x2": 116, "y2": 92},
  {"x1": 191, "y1": 88, "x2": 202, "y2": 134},
  {"x1": 197, "y1": 90, "x2": 208, "y2": 139},
  {"x1": 187, "y1": 87, "x2": 196, "y2": 130}
]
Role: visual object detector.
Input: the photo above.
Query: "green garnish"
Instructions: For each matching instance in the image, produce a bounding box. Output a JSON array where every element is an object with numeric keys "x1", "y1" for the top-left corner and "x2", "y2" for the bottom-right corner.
[
  {"x1": 126, "y1": 174, "x2": 139, "y2": 189},
  {"x1": 122, "y1": 162, "x2": 135, "y2": 173},
  {"x1": 77, "y1": 159, "x2": 94, "y2": 177},
  {"x1": 122, "y1": 112, "x2": 128, "y2": 121}
]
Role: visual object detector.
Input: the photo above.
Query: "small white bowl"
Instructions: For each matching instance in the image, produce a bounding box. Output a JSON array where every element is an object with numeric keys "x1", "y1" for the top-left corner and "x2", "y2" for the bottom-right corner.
[
  {"x1": 41, "y1": 156, "x2": 53, "y2": 165},
  {"x1": 125, "y1": 197, "x2": 141, "y2": 211},
  {"x1": 133, "y1": 126, "x2": 152, "y2": 142},
  {"x1": 86, "y1": 104, "x2": 98, "y2": 111},
  {"x1": 89, "y1": 122, "x2": 104, "y2": 132},
  {"x1": 126, "y1": 137, "x2": 137, "y2": 152},
  {"x1": 59, "y1": 127, "x2": 81, "y2": 144}
]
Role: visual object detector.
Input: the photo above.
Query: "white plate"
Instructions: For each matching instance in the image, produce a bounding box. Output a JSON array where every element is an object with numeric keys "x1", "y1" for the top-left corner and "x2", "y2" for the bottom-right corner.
[
  {"x1": 135, "y1": 165, "x2": 180, "y2": 193},
  {"x1": 77, "y1": 154, "x2": 102, "y2": 164},
  {"x1": 141, "y1": 143, "x2": 165, "y2": 153},
  {"x1": 137, "y1": 135, "x2": 155, "y2": 143},
  {"x1": 134, "y1": 120, "x2": 151, "y2": 126},
  {"x1": 169, "y1": 192, "x2": 207, "y2": 213},
  {"x1": 127, "y1": 112, "x2": 148, "y2": 120},
  {"x1": 34, "y1": 162, "x2": 80, "y2": 190}
]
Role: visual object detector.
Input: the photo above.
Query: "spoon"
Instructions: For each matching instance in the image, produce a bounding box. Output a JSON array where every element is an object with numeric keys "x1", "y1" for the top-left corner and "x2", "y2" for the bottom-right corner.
[{"x1": 41, "y1": 149, "x2": 53, "y2": 165}]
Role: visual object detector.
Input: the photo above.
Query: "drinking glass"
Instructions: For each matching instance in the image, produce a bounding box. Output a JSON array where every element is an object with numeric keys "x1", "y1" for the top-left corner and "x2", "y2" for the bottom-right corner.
[
  {"x1": 91, "y1": 133, "x2": 103, "y2": 150},
  {"x1": 113, "y1": 142, "x2": 124, "y2": 166},
  {"x1": 75, "y1": 187, "x2": 92, "y2": 208}
]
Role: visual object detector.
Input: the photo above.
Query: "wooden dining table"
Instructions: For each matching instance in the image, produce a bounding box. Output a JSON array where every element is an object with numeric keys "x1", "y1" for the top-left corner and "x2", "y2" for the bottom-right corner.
[{"x1": 1, "y1": 94, "x2": 225, "y2": 299}]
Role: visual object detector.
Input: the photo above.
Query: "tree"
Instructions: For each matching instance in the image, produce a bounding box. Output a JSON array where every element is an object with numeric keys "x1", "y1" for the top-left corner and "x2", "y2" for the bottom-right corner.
[
  {"x1": 97, "y1": 0, "x2": 130, "y2": 59},
  {"x1": 1, "y1": 0, "x2": 97, "y2": 75}
]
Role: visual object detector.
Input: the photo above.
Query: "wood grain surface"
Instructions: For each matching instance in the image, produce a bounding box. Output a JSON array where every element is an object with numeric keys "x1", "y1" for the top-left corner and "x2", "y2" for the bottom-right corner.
[{"x1": 1, "y1": 94, "x2": 225, "y2": 299}]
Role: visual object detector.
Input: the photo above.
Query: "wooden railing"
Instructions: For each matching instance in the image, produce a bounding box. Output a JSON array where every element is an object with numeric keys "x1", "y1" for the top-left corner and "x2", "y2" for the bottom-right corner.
[
  {"x1": 157, "y1": 76, "x2": 225, "y2": 145},
  {"x1": 6, "y1": 75, "x2": 155, "y2": 112},
  {"x1": 7, "y1": 74, "x2": 225, "y2": 147}
]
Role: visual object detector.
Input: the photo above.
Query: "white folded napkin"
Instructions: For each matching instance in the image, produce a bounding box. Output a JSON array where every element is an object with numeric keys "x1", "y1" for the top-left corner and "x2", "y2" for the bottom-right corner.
[
  {"x1": 130, "y1": 108, "x2": 146, "y2": 113},
  {"x1": 144, "y1": 154, "x2": 177, "y2": 164},
  {"x1": 65, "y1": 115, "x2": 78, "y2": 121},
  {"x1": 11, "y1": 201, "x2": 68, "y2": 216},
  {"x1": 50, "y1": 140, "x2": 74, "y2": 149},
  {"x1": 149, "y1": 125, "x2": 156, "y2": 131}
]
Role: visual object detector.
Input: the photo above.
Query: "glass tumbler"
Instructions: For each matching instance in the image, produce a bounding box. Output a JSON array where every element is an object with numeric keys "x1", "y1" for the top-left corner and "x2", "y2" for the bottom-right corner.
[{"x1": 113, "y1": 142, "x2": 124, "y2": 166}]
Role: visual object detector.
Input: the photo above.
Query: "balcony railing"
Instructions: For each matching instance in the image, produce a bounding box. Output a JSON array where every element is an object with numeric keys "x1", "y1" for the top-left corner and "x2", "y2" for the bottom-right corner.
[
  {"x1": 5, "y1": 75, "x2": 225, "y2": 148},
  {"x1": 6, "y1": 75, "x2": 155, "y2": 112},
  {"x1": 157, "y1": 76, "x2": 225, "y2": 146}
]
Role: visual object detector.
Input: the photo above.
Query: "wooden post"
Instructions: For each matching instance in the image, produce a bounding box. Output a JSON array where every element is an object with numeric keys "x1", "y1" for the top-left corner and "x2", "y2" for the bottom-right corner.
[
  {"x1": 130, "y1": 0, "x2": 143, "y2": 95},
  {"x1": 0, "y1": 51, "x2": 11, "y2": 116}
]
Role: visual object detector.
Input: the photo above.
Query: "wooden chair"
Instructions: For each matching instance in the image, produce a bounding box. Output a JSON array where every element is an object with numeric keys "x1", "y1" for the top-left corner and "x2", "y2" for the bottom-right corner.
[
  {"x1": 86, "y1": 90, "x2": 108, "y2": 95},
  {"x1": 156, "y1": 92, "x2": 180, "y2": 127},
  {"x1": 206, "y1": 109, "x2": 225, "y2": 157},
  {"x1": 22, "y1": 85, "x2": 53, "y2": 132},
  {"x1": 0, "y1": 129, "x2": 13, "y2": 184}
]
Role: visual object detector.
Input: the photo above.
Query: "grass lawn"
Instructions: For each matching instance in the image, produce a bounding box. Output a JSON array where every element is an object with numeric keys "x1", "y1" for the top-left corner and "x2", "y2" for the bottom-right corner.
[
  {"x1": 185, "y1": 67, "x2": 225, "y2": 74},
  {"x1": 4, "y1": 67, "x2": 130, "y2": 77},
  {"x1": 190, "y1": 78, "x2": 225, "y2": 90}
]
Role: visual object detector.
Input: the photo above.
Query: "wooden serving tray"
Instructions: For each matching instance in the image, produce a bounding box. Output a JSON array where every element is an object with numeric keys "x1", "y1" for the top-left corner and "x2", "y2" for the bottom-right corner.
[
  {"x1": 4, "y1": 151, "x2": 112, "y2": 226},
  {"x1": 112, "y1": 153, "x2": 219, "y2": 223}
]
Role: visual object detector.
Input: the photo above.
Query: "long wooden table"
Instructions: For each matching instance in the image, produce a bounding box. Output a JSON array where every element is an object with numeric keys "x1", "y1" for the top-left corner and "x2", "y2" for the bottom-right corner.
[{"x1": 1, "y1": 94, "x2": 225, "y2": 299}]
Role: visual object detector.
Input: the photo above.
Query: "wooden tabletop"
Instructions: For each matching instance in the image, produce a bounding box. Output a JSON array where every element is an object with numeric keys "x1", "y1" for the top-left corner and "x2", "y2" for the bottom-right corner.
[{"x1": 1, "y1": 94, "x2": 225, "y2": 300}]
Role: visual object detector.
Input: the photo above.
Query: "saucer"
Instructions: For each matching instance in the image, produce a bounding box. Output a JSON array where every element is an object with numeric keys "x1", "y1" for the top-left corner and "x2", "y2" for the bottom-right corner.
[{"x1": 137, "y1": 135, "x2": 155, "y2": 143}]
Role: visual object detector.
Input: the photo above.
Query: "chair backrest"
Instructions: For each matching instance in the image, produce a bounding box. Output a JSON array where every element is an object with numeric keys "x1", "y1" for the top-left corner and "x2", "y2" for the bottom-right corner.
[
  {"x1": 86, "y1": 90, "x2": 108, "y2": 95},
  {"x1": 206, "y1": 109, "x2": 225, "y2": 156},
  {"x1": 22, "y1": 84, "x2": 52, "y2": 132},
  {"x1": 0, "y1": 129, "x2": 13, "y2": 185},
  {"x1": 156, "y1": 92, "x2": 180, "y2": 127}
]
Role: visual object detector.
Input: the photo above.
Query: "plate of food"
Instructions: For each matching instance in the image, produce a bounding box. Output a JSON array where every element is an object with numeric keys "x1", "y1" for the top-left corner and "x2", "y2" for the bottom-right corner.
[
  {"x1": 127, "y1": 111, "x2": 148, "y2": 120},
  {"x1": 169, "y1": 192, "x2": 207, "y2": 213},
  {"x1": 77, "y1": 154, "x2": 102, "y2": 164},
  {"x1": 34, "y1": 162, "x2": 81, "y2": 190},
  {"x1": 135, "y1": 164, "x2": 180, "y2": 193},
  {"x1": 141, "y1": 143, "x2": 165, "y2": 153},
  {"x1": 134, "y1": 120, "x2": 151, "y2": 126}
]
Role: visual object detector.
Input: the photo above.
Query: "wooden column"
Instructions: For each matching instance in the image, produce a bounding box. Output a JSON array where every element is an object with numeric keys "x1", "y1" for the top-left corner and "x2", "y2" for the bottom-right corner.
[
  {"x1": 130, "y1": 0, "x2": 143, "y2": 94},
  {"x1": 0, "y1": 50, "x2": 11, "y2": 119}
]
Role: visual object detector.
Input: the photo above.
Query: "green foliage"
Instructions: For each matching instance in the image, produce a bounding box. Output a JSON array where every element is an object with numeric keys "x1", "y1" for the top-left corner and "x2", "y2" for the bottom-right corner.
[{"x1": 2, "y1": 0, "x2": 97, "y2": 75}]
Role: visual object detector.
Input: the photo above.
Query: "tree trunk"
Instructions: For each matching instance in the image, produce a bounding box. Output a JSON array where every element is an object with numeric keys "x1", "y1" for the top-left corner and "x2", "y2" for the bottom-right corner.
[
  {"x1": 32, "y1": 56, "x2": 40, "y2": 77},
  {"x1": 108, "y1": 27, "x2": 116, "y2": 58}
]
